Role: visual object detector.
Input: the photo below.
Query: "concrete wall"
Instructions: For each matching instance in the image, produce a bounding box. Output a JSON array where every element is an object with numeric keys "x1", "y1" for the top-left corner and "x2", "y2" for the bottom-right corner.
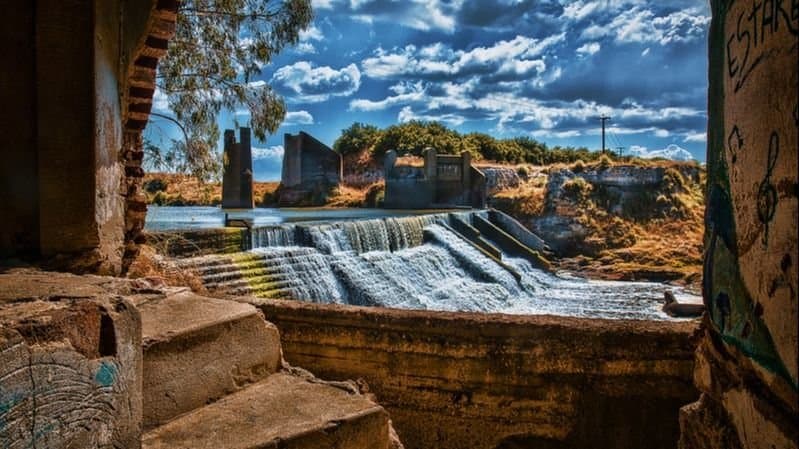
[
  {"x1": 679, "y1": 2, "x2": 798, "y2": 448},
  {"x1": 252, "y1": 299, "x2": 699, "y2": 449},
  {"x1": 281, "y1": 132, "x2": 342, "y2": 188},
  {"x1": 384, "y1": 149, "x2": 486, "y2": 209}
]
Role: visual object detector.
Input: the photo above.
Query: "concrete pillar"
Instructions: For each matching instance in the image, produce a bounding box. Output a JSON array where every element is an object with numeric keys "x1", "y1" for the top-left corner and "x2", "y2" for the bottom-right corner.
[
  {"x1": 461, "y1": 151, "x2": 471, "y2": 190},
  {"x1": 239, "y1": 128, "x2": 253, "y2": 208},
  {"x1": 384, "y1": 150, "x2": 398, "y2": 177},
  {"x1": 222, "y1": 130, "x2": 240, "y2": 208},
  {"x1": 679, "y1": 2, "x2": 798, "y2": 448},
  {"x1": 424, "y1": 147, "x2": 437, "y2": 180},
  {"x1": 281, "y1": 133, "x2": 303, "y2": 187}
]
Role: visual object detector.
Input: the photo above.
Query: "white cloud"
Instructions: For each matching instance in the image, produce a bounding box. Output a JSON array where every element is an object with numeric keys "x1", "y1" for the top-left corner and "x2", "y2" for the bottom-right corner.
[
  {"x1": 397, "y1": 106, "x2": 466, "y2": 126},
  {"x1": 562, "y1": 1, "x2": 601, "y2": 21},
  {"x1": 628, "y1": 144, "x2": 695, "y2": 161},
  {"x1": 311, "y1": 0, "x2": 334, "y2": 9},
  {"x1": 271, "y1": 62, "x2": 361, "y2": 103},
  {"x1": 152, "y1": 87, "x2": 169, "y2": 112},
  {"x1": 284, "y1": 110, "x2": 314, "y2": 126},
  {"x1": 294, "y1": 42, "x2": 317, "y2": 54},
  {"x1": 252, "y1": 145, "x2": 284, "y2": 160},
  {"x1": 361, "y1": 34, "x2": 564, "y2": 81},
  {"x1": 300, "y1": 25, "x2": 323, "y2": 41},
  {"x1": 581, "y1": 7, "x2": 709, "y2": 45},
  {"x1": 684, "y1": 132, "x2": 706, "y2": 142},
  {"x1": 530, "y1": 129, "x2": 582, "y2": 139},
  {"x1": 576, "y1": 42, "x2": 600, "y2": 56}
]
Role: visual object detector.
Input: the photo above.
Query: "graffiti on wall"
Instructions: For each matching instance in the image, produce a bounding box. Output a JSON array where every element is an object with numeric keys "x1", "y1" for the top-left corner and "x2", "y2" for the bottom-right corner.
[{"x1": 705, "y1": 0, "x2": 798, "y2": 388}]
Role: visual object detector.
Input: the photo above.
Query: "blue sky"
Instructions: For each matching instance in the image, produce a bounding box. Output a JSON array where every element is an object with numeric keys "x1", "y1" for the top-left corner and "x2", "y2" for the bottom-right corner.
[{"x1": 147, "y1": 0, "x2": 711, "y2": 181}]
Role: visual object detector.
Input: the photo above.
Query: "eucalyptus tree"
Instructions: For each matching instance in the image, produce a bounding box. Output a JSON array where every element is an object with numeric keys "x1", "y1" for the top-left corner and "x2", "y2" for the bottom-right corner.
[{"x1": 149, "y1": 0, "x2": 313, "y2": 180}]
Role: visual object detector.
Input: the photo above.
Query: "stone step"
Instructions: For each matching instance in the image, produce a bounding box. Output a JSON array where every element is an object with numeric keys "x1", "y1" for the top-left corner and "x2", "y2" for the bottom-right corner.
[
  {"x1": 142, "y1": 372, "x2": 390, "y2": 449},
  {"x1": 139, "y1": 291, "x2": 282, "y2": 430}
]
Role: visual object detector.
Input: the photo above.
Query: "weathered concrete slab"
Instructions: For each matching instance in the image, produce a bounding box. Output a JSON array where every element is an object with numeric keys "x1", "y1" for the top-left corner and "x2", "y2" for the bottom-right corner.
[
  {"x1": 0, "y1": 271, "x2": 142, "y2": 449},
  {"x1": 140, "y1": 292, "x2": 281, "y2": 429},
  {"x1": 142, "y1": 372, "x2": 390, "y2": 449},
  {"x1": 248, "y1": 298, "x2": 699, "y2": 449}
]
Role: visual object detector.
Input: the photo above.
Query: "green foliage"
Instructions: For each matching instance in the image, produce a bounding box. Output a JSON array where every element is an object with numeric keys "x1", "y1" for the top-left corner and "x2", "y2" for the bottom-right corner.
[
  {"x1": 572, "y1": 159, "x2": 586, "y2": 173},
  {"x1": 372, "y1": 121, "x2": 463, "y2": 157},
  {"x1": 143, "y1": 178, "x2": 168, "y2": 194},
  {"x1": 337, "y1": 120, "x2": 598, "y2": 164},
  {"x1": 516, "y1": 165, "x2": 530, "y2": 178},
  {"x1": 153, "y1": 0, "x2": 313, "y2": 180},
  {"x1": 333, "y1": 123, "x2": 383, "y2": 155}
]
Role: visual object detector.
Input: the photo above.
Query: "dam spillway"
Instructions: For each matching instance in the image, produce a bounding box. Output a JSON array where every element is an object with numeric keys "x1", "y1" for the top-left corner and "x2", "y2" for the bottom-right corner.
[{"x1": 168, "y1": 210, "x2": 699, "y2": 320}]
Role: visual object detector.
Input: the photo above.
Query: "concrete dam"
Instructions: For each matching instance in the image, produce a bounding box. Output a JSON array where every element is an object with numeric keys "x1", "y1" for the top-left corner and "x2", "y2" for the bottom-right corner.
[{"x1": 171, "y1": 210, "x2": 699, "y2": 320}]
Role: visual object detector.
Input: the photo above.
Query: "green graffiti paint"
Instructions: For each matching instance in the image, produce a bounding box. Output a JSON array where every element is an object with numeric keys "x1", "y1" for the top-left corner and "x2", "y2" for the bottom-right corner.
[
  {"x1": 94, "y1": 361, "x2": 117, "y2": 387},
  {"x1": 705, "y1": 0, "x2": 797, "y2": 390}
]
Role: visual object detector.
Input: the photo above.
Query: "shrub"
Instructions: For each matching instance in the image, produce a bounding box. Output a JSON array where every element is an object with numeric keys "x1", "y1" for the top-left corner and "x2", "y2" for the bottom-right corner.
[
  {"x1": 572, "y1": 159, "x2": 586, "y2": 173},
  {"x1": 662, "y1": 168, "x2": 687, "y2": 193},
  {"x1": 364, "y1": 182, "x2": 385, "y2": 208},
  {"x1": 152, "y1": 190, "x2": 168, "y2": 205},
  {"x1": 516, "y1": 165, "x2": 530, "y2": 178},
  {"x1": 144, "y1": 178, "x2": 168, "y2": 193},
  {"x1": 562, "y1": 177, "x2": 592, "y2": 202},
  {"x1": 597, "y1": 154, "x2": 613, "y2": 170}
]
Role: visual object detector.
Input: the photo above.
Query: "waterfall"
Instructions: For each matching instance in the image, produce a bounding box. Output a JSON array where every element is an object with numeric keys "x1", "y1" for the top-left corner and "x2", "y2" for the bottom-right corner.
[
  {"x1": 183, "y1": 211, "x2": 700, "y2": 320},
  {"x1": 251, "y1": 225, "x2": 296, "y2": 248}
]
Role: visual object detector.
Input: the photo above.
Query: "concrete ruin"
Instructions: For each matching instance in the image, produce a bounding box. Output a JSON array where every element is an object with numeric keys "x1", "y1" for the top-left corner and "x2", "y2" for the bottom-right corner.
[
  {"x1": 0, "y1": 0, "x2": 177, "y2": 274},
  {"x1": 221, "y1": 128, "x2": 254, "y2": 209},
  {"x1": 278, "y1": 131, "x2": 343, "y2": 205},
  {"x1": 383, "y1": 149, "x2": 487, "y2": 209},
  {"x1": 678, "y1": 2, "x2": 798, "y2": 448}
]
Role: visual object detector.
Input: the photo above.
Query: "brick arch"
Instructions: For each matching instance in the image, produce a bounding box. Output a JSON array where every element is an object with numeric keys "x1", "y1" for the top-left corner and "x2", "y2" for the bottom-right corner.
[{"x1": 120, "y1": 0, "x2": 179, "y2": 270}]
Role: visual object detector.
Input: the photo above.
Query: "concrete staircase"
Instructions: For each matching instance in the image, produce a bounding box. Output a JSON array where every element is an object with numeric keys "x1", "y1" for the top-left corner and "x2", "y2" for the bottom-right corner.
[{"x1": 138, "y1": 290, "x2": 390, "y2": 449}]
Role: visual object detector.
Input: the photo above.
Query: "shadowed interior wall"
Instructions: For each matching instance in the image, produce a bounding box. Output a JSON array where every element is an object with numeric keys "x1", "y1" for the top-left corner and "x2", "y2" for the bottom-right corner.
[
  {"x1": 0, "y1": 2, "x2": 37, "y2": 257},
  {"x1": 679, "y1": 2, "x2": 798, "y2": 448}
]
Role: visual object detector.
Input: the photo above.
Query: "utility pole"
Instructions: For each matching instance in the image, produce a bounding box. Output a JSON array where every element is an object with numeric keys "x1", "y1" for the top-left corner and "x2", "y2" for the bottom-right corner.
[
  {"x1": 599, "y1": 115, "x2": 611, "y2": 154},
  {"x1": 616, "y1": 146, "x2": 625, "y2": 158}
]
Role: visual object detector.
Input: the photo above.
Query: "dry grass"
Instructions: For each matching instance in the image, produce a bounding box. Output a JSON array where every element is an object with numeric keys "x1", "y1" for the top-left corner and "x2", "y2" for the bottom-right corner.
[
  {"x1": 143, "y1": 173, "x2": 279, "y2": 206},
  {"x1": 126, "y1": 245, "x2": 207, "y2": 292},
  {"x1": 490, "y1": 160, "x2": 705, "y2": 288}
]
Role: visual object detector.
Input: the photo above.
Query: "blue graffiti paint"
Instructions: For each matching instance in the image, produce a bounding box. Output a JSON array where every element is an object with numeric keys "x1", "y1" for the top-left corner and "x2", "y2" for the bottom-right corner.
[{"x1": 94, "y1": 361, "x2": 117, "y2": 387}]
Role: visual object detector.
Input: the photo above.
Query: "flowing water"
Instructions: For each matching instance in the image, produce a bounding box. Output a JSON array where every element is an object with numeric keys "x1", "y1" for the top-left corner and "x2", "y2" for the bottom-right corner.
[{"x1": 176, "y1": 211, "x2": 701, "y2": 321}]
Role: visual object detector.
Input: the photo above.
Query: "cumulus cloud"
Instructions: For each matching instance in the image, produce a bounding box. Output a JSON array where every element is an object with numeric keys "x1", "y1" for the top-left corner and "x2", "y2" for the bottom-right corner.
[
  {"x1": 271, "y1": 62, "x2": 361, "y2": 103},
  {"x1": 576, "y1": 42, "x2": 600, "y2": 56},
  {"x1": 684, "y1": 132, "x2": 707, "y2": 142},
  {"x1": 252, "y1": 145, "x2": 284, "y2": 160},
  {"x1": 284, "y1": 110, "x2": 314, "y2": 126},
  {"x1": 361, "y1": 34, "x2": 564, "y2": 82},
  {"x1": 628, "y1": 144, "x2": 695, "y2": 161},
  {"x1": 313, "y1": 0, "x2": 461, "y2": 32},
  {"x1": 397, "y1": 106, "x2": 466, "y2": 126},
  {"x1": 581, "y1": 7, "x2": 709, "y2": 45}
]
